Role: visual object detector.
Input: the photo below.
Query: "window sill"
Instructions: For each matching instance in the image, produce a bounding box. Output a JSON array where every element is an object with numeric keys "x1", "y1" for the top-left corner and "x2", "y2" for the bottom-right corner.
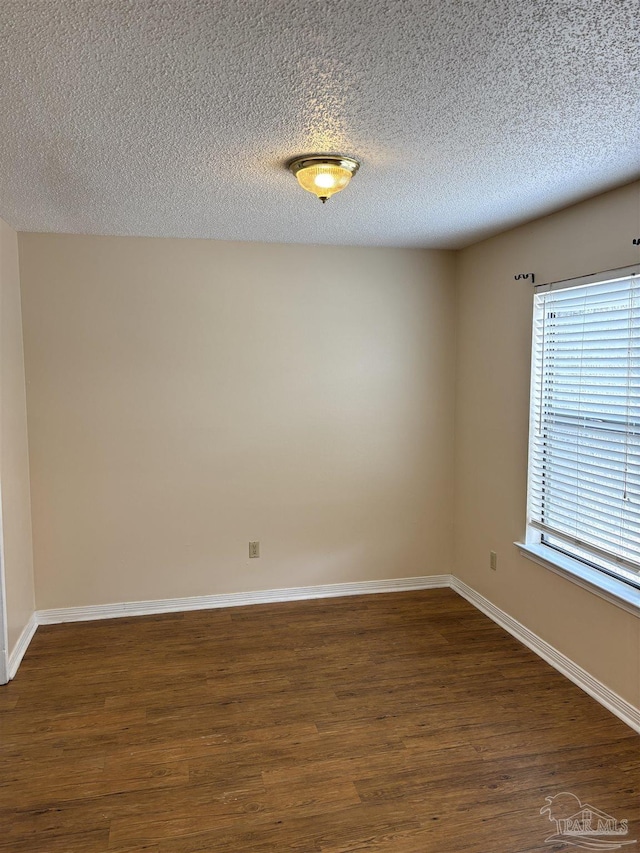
[{"x1": 515, "y1": 542, "x2": 640, "y2": 618}]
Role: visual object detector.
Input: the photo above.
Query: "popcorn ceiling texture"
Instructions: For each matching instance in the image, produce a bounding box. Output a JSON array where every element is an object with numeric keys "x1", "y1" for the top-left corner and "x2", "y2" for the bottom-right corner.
[{"x1": 0, "y1": 0, "x2": 638, "y2": 248}]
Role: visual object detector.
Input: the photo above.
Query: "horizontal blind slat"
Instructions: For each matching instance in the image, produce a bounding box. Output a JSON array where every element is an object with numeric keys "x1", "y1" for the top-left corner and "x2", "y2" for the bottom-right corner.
[{"x1": 529, "y1": 274, "x2": 640, "y2": 575}]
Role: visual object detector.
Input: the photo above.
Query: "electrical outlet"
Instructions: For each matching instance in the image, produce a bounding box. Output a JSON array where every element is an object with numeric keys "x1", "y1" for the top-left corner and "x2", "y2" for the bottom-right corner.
[
  {"x1": 490, "y1": 551, "x2": 497, "y2": 571},
  {"x1": 249, "y1": 541, "x2": 260, "y2": 559}
]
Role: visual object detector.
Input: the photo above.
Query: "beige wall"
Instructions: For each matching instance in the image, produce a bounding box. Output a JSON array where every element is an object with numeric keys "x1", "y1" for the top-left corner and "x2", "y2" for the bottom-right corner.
[
  {"x1": 15, "y1": 184, "x2": 640, "y2": 709},
  {"x1": 454, "y1": 180, "x2": 640, "y2": 707},
  {"x1": 0, "y1": 217, "x2": 35, "y2": 662},
  {"x1": 18, "y1": 235, "x2": 456, "y2": 609}
]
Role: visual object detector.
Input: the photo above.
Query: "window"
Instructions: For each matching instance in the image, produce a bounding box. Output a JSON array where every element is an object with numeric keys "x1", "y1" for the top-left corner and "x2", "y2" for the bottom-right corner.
[{"x1": 526, "y1": 265, "x2": 640, "y2": 595}]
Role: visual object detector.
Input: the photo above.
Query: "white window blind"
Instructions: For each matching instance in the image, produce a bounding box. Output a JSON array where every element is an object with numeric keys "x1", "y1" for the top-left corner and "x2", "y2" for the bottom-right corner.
[{"x1": 528, "y1": 267, "x2": 640, "y2": 586}]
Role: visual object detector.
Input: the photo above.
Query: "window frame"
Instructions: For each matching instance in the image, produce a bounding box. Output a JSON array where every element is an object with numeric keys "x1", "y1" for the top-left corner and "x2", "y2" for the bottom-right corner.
[{"x1": 518, "y1": 264, "x2": 640, "y2": 617}]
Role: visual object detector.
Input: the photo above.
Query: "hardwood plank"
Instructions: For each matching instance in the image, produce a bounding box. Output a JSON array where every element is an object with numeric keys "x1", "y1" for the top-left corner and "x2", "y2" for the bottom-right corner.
[{"x1": 0, "y1": 589, "x2": 637, "y2": 852}]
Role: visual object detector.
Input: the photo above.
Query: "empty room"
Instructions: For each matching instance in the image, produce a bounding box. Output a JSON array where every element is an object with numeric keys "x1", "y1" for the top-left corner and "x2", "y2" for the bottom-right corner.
[{"x1": 0, "y1": 1, "x2": 639, "y2": 851}]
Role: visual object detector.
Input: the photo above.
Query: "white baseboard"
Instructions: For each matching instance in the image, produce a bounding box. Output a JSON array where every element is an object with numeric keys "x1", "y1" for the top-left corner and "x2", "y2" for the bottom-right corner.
[
  {"x1": 450, "y1": 576, "x2": 640, "y2": 735},
  {"x1": 36, "y1": 575, "x2": 452, "y2": 624},
  {"x1": 12, "y1": 573, "x2": 640, "y2": 733},
  {"x1": 7, "y1": 613, "x2": 37, "y2": 680}
]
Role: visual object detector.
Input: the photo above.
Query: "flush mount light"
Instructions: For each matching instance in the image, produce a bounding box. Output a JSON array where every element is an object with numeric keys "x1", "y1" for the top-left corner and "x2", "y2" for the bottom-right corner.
[{"x1": 288, "y1": 155, "x2": 360, "y2": 203}]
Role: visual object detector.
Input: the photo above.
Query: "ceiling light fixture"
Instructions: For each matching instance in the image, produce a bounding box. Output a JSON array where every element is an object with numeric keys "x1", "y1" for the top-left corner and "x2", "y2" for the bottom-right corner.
[{"x1": 288, "y1": 155, "x2": 360, "y2": 203}]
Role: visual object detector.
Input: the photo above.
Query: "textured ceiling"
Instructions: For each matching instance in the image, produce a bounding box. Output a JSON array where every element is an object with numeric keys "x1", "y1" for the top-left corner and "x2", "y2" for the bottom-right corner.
[{"x1": 0, "y1": 0, "x2": 638, "y2": 248}]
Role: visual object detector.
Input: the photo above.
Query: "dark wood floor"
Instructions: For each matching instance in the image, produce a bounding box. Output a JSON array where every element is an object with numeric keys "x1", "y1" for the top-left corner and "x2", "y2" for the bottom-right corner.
[{"x1": 0, "y1": 589, "x2": 638, "y2": 852}]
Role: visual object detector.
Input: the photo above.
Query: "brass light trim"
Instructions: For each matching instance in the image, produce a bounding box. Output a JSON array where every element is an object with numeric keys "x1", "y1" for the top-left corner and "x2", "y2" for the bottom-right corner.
[{"x1": 288, "y1": 155, "x2": 360, "y2": 203}]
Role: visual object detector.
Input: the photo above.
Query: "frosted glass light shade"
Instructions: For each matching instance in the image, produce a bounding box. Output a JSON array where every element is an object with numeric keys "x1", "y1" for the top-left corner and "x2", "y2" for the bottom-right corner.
[{"x1": 289, "y1": 156, "x2": 360, "y2": 203}]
